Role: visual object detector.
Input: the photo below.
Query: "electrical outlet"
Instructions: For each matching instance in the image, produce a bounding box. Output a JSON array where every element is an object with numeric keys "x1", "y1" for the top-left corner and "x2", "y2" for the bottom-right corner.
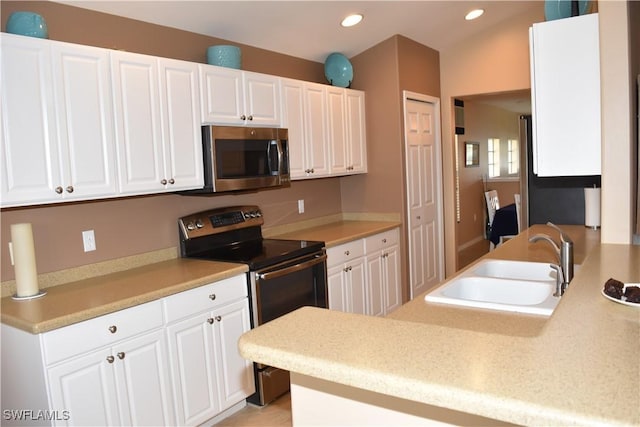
[
  {"x1": 82, "y1": 230, "x2": 96, "y2": 252},
  {"x1": 298, "y1": 199, "x2": 305, "y2": 214}
]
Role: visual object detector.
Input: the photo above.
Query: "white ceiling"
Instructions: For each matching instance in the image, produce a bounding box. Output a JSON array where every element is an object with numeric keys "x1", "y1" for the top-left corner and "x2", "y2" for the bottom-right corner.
[{"x1": 55, "y1": 0, "x2": 541, "y2": 63}]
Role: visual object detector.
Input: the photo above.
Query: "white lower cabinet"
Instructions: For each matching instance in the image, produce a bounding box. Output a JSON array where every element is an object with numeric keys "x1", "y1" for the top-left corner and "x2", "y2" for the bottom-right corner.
[
  {"x1": 0, "y1": 274, "x2": 253, "y2": 427},
  {"x1": 164, "y1": 278, "x2": 254, "y2": 426},
  {"x1": 327, "y1": 228, "x2": 401, "y2": 317},
  {"x1": 327, "y1": 239, "x2": 367, "y2": 315}
]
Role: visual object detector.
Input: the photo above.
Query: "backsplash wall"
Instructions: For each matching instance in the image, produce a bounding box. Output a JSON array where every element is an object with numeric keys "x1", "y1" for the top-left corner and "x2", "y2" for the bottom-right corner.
[{"x1": 0, "y1": 1, "x2": 342, "y2": 281}]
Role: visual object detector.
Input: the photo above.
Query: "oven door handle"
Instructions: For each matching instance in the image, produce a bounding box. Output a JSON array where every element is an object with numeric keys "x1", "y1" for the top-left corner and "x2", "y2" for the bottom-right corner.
[{"x1": 257, "y1": 254, "x2": 327, "y2": 281}]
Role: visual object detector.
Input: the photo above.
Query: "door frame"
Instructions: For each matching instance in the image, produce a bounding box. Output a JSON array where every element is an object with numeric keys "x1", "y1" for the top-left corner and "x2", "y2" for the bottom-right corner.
[{"x1": 402, "y1": 91, "x2": 445, "y2": 299}]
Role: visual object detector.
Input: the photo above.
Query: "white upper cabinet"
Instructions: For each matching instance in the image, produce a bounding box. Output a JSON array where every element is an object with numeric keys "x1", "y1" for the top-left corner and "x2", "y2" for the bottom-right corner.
[
  {"x1": 199, "y1": 65, "x2": 281, "y2": 126},
  {"x1": 529, "y1": 13, "x2": 601, "y2": 176},
  {"x1": 112, "y1": 51, "x2": 203, "y2": 194},
  {"x1": 1, "y1": 33, "x2": 117, "y2": 207},
  {"x1": 345, "y1": 89, "x2": 367, "y2": 174}
]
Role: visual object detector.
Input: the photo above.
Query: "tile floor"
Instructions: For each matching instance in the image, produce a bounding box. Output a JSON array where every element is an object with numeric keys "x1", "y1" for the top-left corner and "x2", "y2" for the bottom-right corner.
[{"x1": 213, "y1": 393, "x2": 292, "y2": 426}]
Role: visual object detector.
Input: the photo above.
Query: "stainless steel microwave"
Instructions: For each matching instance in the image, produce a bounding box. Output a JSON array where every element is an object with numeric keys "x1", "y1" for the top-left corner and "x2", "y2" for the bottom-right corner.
[{"x1": 186, "y1": 125, "x2": 290, "y2": 194}]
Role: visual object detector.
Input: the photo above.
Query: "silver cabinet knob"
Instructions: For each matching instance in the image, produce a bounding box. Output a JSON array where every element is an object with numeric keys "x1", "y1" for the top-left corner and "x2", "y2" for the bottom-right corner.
[
  {"x1": 168, "y1": 178, "x2": 175, "y2": 184},
  {"x1": 240, "y1": 115, "x2": 246, "y2": 120},
  {"x1": 382, "y1": 238, "x2": 387, "y2": 243},
  {"x1": 161, "y1": 179, "x2": 167, "y2": 185},
  {"x1": 66, "y1": 186, "x2": 74, "y2": 193},
  {"x1": 215, "y1": 315, "x2": 222, "y2": 322},
  {"x1": 108, "y1": 325, "x2": 117, "y2": 334},
  {"x1": 117, "y1": 352, "x2": 125, "y2": 360},
  {"x1": 247, "y1": 115, "x2": 253, "y2": 121},
  {"x1": 106, "y1": 355, "x2": 115, "y2": 363},
  {"x1": 55, "y1": 186, "x2": 63, "y2": 194},
  {"x1": 207, "y1": 318, "x2": 214, "y2": 324},
  {"x1": 209, "y1": 294, "x2": 216, "y2": 301},
  {"x1": 345, "y1": 250, "x2": 350, "y2": 256}
]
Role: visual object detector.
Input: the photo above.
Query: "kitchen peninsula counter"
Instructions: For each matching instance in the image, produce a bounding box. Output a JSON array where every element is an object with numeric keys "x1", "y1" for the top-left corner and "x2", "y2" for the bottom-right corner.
[
  {"x1": 1, "y1": 258, "x2": 247, "y2": 334},
  {"x1": 239, "y1": 225, "x2": 640, "y2": 426}
]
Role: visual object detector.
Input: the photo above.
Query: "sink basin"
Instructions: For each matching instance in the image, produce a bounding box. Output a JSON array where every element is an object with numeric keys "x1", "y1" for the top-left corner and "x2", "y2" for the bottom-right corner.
[
  {"x1": 472, "y1": 259, "x2": 557, "y2": 281},
  {"x1": 425, "y1": 259, "x2": 561, "y2": 316}
]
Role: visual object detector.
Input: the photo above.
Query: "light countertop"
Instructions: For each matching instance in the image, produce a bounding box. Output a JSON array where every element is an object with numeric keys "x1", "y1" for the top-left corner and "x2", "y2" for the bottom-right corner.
[
  {"x1": 239, "y1": 225, "x2": 640, "y2": 426},
  {"x1": 270, "y1": 220, "x2": 401, "y2": 247},
  {"x1": 1, "y1": 259, "x2": 247, "y2": 334}
]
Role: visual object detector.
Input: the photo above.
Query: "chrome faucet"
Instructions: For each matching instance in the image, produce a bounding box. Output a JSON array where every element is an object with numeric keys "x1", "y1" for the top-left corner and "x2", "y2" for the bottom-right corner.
[{"x1": 529, "y1": 222, "x2": 574, "y2": 295}]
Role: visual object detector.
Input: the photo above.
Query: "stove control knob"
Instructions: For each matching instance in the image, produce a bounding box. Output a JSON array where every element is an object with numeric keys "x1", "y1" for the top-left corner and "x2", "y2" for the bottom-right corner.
[
  {"x1": 186, "y1": 221, "x2": 196, "y2": 231},
  {"x1": 195, "y1": 219, "x2": 204, "y2": 228},
  {"x1": 243, "y1": 212, "x2": 251, "y2": 219},
  {"x1": 255, "y1": 211, "x2": 262, "y2": 217},
  {"x1": 250, "y1": 212, "x2": 257, "y2": 218}
]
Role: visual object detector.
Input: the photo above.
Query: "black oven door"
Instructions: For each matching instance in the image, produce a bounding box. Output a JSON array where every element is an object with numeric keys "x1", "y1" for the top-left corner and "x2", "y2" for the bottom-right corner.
[{"x1": 253, "y1": 251, "x2": 327, "y2": 326}]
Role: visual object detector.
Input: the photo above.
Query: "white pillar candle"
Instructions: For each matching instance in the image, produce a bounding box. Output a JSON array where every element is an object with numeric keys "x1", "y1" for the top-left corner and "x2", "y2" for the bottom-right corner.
[
  {"x1": 584, "y1": 187, "x2": 601, "y2": 229},
  {"x1": 10, "y1": 223, "x2": 39, "y2": 297}
]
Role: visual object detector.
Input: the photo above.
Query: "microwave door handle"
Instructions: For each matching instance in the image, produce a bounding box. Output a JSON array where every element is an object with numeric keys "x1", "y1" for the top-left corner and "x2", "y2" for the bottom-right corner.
[{"x1": 267, "y1": 140, "x2": 278, "y2": 175}]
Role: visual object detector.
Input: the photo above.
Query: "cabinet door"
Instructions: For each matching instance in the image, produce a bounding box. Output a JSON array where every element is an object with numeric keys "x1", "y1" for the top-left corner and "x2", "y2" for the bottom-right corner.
[
  {"x1": 347, "y1": 257, "x2": 368, "y2": 315},
  {"x1": 214, "y1": 299, "x2": 254, "y2": 411},
  {"x1": 303, "y1": 83, "x2": 330, "y2": 177},
  {"x1": 1, "y1": 34, "x2": 61, "y2": 207},
  {"x1": 327, "y1": 87, "x2": 348, "y2": 175},
  {"x1": 345, "y1": 89, "x2": 367, "y2": 174},
  {"x1": 111, "y1": 51, "x2": 165, "y2": 194},
  {"x1": 384, "y1": 244, "x2": 402, "y2": 314},
  {"x1": 166, "y1": 312, "x2": 221, "y2": 426},
  {"x1": 158, "y1": 58, "x2": 204, "y2": 191},
  {"x1": 281, "y1": 79, "x2": 307, "y2": 179},
  {"x1": 327, "y1": 264, "x2": 348, "y2": 312},
  {"x1": 113, "y1": 329, "x2": 175, "y2": 426},
  {"x1": 52, "y1": 41, "x2": 117, "y2": 201},
  {"x1": 243, "y1": 71, "x2": 281, "y2": 126},
  {"x1": 199, "y1": 65, "x2": 244, "y2": 125},
  {"x1": 366, "y1": 250, "x2": 385, "y2": 317},
  {"x1": 530, "y1": 13, "x2": 600, "y2": 176},
  {"x1": 48, "y1": 348, "x2": 121, "y2": 427}
]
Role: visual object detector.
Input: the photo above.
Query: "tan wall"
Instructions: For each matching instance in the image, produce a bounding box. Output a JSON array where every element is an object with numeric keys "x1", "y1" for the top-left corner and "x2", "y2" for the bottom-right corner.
[
  {"x1": 0, "y1": 1, "x2": 340, "y2": 281},
  {"x1": 345, "y1": 35, "x2": 441, "y2": 302},
  {"x1": 440, "y1": 5, "x2": 545, "y2": 275},
  {"x1": 457, "y1": 101, "x2": 522, "y2": 247}
]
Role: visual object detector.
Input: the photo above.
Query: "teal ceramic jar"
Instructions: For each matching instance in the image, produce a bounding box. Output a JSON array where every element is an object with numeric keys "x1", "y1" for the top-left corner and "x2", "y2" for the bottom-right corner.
[
  {"x1": 6, "y1": 11, "x2": 48, "y2": 38},
  {"x1": 207, "y1": 45, "x2": 241, "y2": 69}
]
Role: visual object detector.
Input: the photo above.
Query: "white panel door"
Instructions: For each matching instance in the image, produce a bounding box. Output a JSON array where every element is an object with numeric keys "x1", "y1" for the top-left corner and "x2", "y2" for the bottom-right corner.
[
  {"x1": 166, "y1": 312, "x2": 221, "y2": 426},
  {"x1": 303, "y1": 83, "x2": 330, "y2": 177},
  {"x1": 158, "y1": 57, "x2": 203, "y2": 191},
  {"x1": 243, "y1": 71, "x2": 281, "y2": 126},
  {"x1": 280, "y1": 79, "x2": 307, "y2": 179},
  {"x1": 0, "y1": 33, "x2": 60, "y2": 206},
  {"x1": 365, "y1": 251, "x2": 385, "y2": 317},
  {"x1": 405, "y1": 95, "x2": 444, "y2": 299},
  {"x1": 199, "y1": 65, "x2": 244, "y2": 125},
  {"x1": 111, "y1": 51, "x2": 165, "y2": 194},
  {"x1": 327, "y1": 87, "x2": 347, "y2": 175},
  {"x1": 52, "y1": 41, "x2": 117, "y2": 200},
  {"x1": 114, "y1": 330, "x2": 175, "y2": 426},
  {"x1": 47, "y1": 348, "x2": 121, "y2": 427},
  {"x1": 347, "y1": 258, "x2": 367, "y2": 315},
  {"x1": 214, "y1": 299, "x2": 254, "y2": 411},
  {"x1": 327, "y1": 264, "x2": 348, "y2": 312},
  {"x1": 384, "y1": 244, "x2": 402, "y2": 314},
  {"x1": 345, "y1": 89, "x2": 367, "y2": 174}
]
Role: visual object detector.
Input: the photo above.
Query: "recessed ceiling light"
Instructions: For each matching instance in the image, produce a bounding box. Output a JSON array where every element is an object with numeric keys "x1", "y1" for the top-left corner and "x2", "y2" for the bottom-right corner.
[
  {"x1": 465, "y1": 9, "x2": 484, "y2": 21},
  {"x1": 341, "y1": 13, "x2": 363, "y2": 27}
]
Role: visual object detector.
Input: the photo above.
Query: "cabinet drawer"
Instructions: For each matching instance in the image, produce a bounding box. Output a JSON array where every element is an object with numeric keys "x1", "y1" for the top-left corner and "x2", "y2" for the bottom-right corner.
[
  {"x1": 365, "y1": 228, "x2": 399, "y2": 253},
  {"x1": 163, "y1": 274, "x2": 248, "y2": 323},
  {"x1": 42, "y1": 299, "x2": 164, "y2": 365},
  {"x1": 327, "y1": 239, "x2": 365, "y2": 266}
]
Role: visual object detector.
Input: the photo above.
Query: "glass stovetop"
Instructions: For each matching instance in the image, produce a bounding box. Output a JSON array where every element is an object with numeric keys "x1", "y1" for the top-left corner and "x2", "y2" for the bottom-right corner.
[{"x1": 189, "y1": 238, "x2": 324, "y2": 270}]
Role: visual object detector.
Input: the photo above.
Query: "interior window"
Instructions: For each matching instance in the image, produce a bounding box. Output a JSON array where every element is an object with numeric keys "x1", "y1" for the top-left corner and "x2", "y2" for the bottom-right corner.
[{"x1": 488, "y1": 138, "x2": 500, "y2": 178}]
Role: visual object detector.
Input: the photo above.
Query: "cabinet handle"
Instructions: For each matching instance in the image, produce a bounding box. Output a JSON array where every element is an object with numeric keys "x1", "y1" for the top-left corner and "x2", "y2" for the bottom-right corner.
[
  {"x1": 310, "y1": 168, "x2": 315, "y2": 173},
  {"x1": 117, "y1": 352, "x2": 125, "y2": 360},
  {"x1": 161, "y1": 179, "x2": 167, "y2": 185},
  {"x1": 209, "y1": 294, "x2": 216, "y2": 301},
  {"x1": 344, "y1": 250, "x2": 350, "y2": 256},
  {"x1": 66, "y1": 186, "x2": 74, "y2": 193},
  {"x1": 106, "y1": 355, "x2": 115, "y2": 363},
  {"x1": 168, "y1": 178, "x2": 175, "y2": 185},
  {"x1": 55, "y1": 186, "x2": 63, "y2": 194},
  {"x1": 215, "y1": 315, "x2": 222, "y2": 322},
  {"x1": 108, "y1": 325, "x2": 117, "y2": 334},
  {"x1": 207, "y1": 318, "x2": 214, "y2": 324},
  {"x1": 240, "y1": 115, "x2": 246, "y2": 120},
  {"x1": 247, "y1": 115, "x2": 253, "y2": 121},
  {"x1": 382, "y1": 238, "x2": 387, "y2": 243}
]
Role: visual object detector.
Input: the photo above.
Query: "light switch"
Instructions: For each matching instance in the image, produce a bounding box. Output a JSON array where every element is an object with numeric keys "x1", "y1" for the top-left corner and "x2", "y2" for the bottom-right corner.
[
  {"x1": 82, "y1": 230, "x2": 96, "y2": 252},
  {"x1": 298, "y1": 199, "x2": 305, "y2": 214}
]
